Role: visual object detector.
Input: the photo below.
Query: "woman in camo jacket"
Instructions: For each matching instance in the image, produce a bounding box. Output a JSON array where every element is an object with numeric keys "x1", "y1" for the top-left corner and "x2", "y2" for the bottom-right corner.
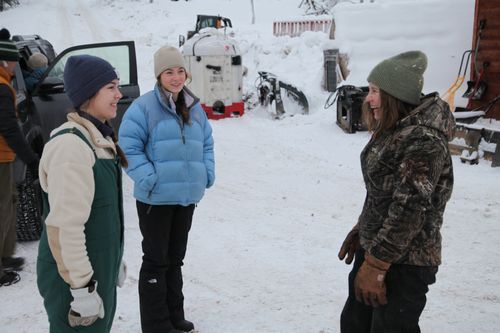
[{"x1": 338, "y1": 50, "x2": 455, "y2": 333}]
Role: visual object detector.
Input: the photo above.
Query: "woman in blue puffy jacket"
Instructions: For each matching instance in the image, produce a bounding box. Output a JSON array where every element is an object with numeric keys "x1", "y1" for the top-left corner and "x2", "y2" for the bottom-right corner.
[{"x1": 118, "y1": 45, "x2": 215, "y2": 333}]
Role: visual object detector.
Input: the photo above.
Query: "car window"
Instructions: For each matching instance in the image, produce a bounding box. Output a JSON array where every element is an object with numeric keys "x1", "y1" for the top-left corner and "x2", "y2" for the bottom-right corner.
[
  {"x1": 201, "y1": 18, "x2": 214, "y2": 29},
  {"x1": 46, "y1": 44, "x2": 132, "y2": 85}
]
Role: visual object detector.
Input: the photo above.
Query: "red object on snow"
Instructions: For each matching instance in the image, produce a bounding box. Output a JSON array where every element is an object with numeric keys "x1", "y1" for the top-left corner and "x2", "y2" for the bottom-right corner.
[{"x1": 202, "y1": 102, "x2": 244, "y2": 120}]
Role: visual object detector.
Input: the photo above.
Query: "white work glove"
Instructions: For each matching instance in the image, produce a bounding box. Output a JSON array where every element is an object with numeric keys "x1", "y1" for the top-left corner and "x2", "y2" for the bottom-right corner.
[
  {"x1": 117, "y1": 261, "x2": 127, "y2": 288},
  {"x1": 68, "y1": 280, "x2": 105, "y2": 327}
]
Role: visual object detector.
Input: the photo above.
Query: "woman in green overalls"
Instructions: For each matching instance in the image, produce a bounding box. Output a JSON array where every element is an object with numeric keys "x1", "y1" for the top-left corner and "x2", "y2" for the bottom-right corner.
[{"x1": 37, "y1": 55, "x2": 127, "y2": 332}]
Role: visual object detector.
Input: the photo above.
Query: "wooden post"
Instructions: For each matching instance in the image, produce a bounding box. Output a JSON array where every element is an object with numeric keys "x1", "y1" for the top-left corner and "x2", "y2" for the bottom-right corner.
[{"x1": 251, "y1": 0, "x2": 255, "y2": 24}]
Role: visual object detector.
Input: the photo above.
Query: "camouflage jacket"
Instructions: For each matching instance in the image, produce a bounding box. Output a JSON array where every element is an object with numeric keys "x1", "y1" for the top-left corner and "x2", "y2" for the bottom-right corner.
[{"x1": 358, "y1": 93, "x2": 455, "y2": 266}]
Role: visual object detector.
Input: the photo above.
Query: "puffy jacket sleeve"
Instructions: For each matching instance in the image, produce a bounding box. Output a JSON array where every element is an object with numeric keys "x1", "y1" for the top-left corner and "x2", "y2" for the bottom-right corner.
[
  {"x1": 368, "y1": 128, "x2": 448, "y2": 263},
  {"x1": 200, "y1": 107, "x2": 215, "y2": 188},
  {"x1": 39, "y1": 133, "x2": 96, "y2": 288},
  {"x1": 118, "y1": 102, "x2": 158, "y2": 192}
]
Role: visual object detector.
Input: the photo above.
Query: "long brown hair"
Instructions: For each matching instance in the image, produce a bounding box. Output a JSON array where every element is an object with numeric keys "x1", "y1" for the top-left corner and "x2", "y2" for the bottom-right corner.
[
  {"x1": 362, "y1": 89, "x2": 415, "y2": 139},
  {"x1": 110, "y1": 132, "x2": 128, "y2": 168},
  {"x1": 175, "y1": 89, "x2": 190, "y2": 124}
]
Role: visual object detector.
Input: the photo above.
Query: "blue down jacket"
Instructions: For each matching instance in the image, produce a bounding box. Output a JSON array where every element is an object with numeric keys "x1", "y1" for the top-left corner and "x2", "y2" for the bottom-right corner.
[{"x1": 119, "y1": 84, "x2": 215, "y2": 205}]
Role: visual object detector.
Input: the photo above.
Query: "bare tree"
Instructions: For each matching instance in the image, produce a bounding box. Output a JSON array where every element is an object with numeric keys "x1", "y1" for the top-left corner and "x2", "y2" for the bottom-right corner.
[
  {"x1": 299, "y1": 0, "x2": 373, "y2": 15},
  {"x1": 298, "y1": 0, "x2": 331, "y2": 15},
  {"x1": 1, "y1": 0, "x2": 20, "y2": 11}
]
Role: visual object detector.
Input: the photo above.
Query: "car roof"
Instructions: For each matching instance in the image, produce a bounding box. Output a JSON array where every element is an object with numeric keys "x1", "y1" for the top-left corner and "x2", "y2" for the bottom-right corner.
[{"x1": 13, "y1": 35, "x2": 57, "y2": 65}]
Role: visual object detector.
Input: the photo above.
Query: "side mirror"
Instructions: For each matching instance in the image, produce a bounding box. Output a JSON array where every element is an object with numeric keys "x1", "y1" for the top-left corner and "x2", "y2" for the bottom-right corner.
[
  {"x1": 37, "y1": 77, "x2": 64, "y2": 94},
  {"x1": 179, "y1": 35, "x2": 186, "y2": 47}
]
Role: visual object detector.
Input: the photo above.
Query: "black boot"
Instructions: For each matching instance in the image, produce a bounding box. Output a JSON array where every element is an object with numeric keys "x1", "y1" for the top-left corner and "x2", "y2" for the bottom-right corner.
[
  {"x1": 2, "y1": 257, "x2": 25, "y2": 271},
  {"x1": 0, "y1": 270, "x2": 20, "y2": 287},
  {"x1": 172, "y1": 319, "x2": 194, "y2": 332},
  {"x1": 167, "y1": 328, "x2": 185, "y2": 333}
]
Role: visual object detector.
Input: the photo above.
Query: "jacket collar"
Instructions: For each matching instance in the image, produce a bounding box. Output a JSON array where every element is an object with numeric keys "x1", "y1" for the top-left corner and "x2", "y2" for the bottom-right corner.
[
  {"x1": 67, "y1": 112, "x2": 116, "y2": 153},
  {"x1": 154, "y1": 83, "x2": 199, "y2": 113},
  {"x1": 76, "y1": 110, "x2": 114, "y2": 139},
  {"x1": 398, "y1": 92, "x2": 456, "y2": 141}
]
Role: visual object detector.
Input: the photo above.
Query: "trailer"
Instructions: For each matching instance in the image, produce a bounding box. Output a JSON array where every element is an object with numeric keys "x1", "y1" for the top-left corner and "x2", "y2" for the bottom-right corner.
[{"x1": 181, "y1": 26, "x2": 244, "y2": 120}]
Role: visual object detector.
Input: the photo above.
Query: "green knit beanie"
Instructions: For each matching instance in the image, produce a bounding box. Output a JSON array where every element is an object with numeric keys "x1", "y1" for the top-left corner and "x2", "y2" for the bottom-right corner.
[
  {"x1": 0, "y1": 28, "x2": 20, "y2": 62},
  {"x1": 367, "y1": 50, "x2": 427, "y2": 105}
]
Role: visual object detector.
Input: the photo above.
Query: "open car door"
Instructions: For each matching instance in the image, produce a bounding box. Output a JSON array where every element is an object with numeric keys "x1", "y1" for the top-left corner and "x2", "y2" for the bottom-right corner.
[
  {"x1": 23, "y1": 40, "x2": 139, "y2": 144},
  {"x1": 10, "y1": 40, "x2": 139, "y2": 242}
]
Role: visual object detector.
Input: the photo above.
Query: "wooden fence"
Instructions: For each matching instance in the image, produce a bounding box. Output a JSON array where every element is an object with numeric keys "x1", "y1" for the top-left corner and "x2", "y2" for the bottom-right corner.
[{"x1": 273, "y1": 19, "x2": 334, "y2": 38}]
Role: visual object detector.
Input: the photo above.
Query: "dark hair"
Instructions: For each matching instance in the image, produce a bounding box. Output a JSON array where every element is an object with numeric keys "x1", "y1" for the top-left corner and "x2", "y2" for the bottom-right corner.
[
  {"x1": 111, "y1": 132, "x2": 128, "y2": 168},
  {"x1": 362, "y1": 89, "x2": 415, "y2": 139},
  {"x1": 175, "y1": 90, "x2": 190, "y2": 124}
]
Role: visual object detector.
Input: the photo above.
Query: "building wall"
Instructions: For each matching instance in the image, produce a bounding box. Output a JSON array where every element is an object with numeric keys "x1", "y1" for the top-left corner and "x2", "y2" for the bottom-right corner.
[{"x1": 469, "y1": 0, "x2": 500, "y2": 120}]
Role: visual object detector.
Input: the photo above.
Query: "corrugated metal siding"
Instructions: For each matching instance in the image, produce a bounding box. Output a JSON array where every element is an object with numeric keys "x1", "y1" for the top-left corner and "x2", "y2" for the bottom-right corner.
[{"x1": 469, "y1": 0, "x2": 500, "y2": 120}]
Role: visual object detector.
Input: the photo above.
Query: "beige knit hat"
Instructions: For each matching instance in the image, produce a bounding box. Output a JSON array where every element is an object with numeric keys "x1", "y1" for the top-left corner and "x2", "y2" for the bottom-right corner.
[
  {"x1": 28, "y1": 52, "x2": 48, "y2": 69},
  {"x1": 154, "y1": 45, "x2": 187, "y2": 78},
  {"x1": 367, "y1": 50, "x2": 427, "y2": 105}
]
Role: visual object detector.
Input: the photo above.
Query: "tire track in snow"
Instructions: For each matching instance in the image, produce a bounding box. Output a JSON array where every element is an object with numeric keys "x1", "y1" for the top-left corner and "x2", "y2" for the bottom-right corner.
[
  {"x1": 57, "y1": 0, "x2": 73, "y2": 47},
  {"x1": 75, "y1": 0, "x2": 104, "y2": 42},
  {"x1": 58, "y1": 0, "x2": 124, "y2": 48},
  {"x1": 74, "y1": 0, "x2": 123, "y2": 42}
]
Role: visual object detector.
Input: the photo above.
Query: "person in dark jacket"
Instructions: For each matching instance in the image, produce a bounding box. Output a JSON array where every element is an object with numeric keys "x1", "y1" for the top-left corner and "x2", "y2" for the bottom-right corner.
[
  {"x1": 0, "y1": 28, "x2": 39, "y2": 287},
  {"x1": 338, "y1": 50, "x2": 455, "y2": 333},
  {"x1": 119, "y1": 45, "x2": 215, "y2": 333},
  {"x1": 37, "y1": 54, "x2": 127, "y2": 332}
]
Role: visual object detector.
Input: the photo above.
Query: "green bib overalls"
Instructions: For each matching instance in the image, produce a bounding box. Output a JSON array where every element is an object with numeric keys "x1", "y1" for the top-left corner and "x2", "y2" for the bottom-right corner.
[{"x1": 37, "y1": 128, "x2": 124, "y2": 333}]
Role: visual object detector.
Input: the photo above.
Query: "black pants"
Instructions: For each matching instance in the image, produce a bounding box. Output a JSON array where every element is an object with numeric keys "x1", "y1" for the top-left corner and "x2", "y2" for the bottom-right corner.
[
  {"x1": 137, "y1": 201, "x2": 195, "y2": 333},
  {"x1": 0, "y1": 163, "x2": 17, "y2": 276},
  {"x1": 341, "y1": 250, "x2": 438, "y2": 333}
]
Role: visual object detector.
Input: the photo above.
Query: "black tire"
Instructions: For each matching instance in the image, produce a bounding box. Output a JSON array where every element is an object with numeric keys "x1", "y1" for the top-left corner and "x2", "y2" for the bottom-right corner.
[{"x1": 16, "y1": 168, "x2": 43, "y2": 242}]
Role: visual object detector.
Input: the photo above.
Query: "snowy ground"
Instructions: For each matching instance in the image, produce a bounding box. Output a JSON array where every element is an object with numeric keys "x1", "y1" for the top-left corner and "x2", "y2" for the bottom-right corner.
[{"x1": 1, "y1": 0, "x2": 499, "y2": 332}]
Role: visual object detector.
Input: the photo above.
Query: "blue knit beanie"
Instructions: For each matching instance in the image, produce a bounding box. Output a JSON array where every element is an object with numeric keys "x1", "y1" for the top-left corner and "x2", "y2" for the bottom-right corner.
[{"x1": 64, "y1": 55, "x2": 118, "y2": 108}]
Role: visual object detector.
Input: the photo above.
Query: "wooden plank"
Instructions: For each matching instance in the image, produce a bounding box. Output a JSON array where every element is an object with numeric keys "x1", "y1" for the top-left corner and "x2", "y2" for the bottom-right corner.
[{"x1": 472, "y1": 1, "x2": 500, "y2": 119}]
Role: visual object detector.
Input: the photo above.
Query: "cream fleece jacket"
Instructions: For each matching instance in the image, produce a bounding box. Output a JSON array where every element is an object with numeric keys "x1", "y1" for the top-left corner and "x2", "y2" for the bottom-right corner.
[{"x1": 39, "y1": 112, "x2": 117, "y2": 288}]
